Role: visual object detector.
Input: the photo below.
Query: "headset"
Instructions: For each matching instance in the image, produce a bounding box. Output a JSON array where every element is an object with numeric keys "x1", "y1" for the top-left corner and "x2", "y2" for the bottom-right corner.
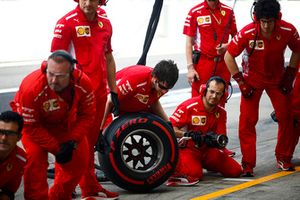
[
  {"x1": 200, "y1": 76, "x2": 227, "y2": 101},
  {"x1": 41, "y1": 50, "x2": 79, "y2": 79}
]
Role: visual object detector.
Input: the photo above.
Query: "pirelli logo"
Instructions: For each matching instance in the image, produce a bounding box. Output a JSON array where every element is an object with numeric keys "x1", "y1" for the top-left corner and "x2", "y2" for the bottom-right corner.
[
  {"x1": 197, "y1": 15, "x2": 211, "y2": 25},
  {"x1": 76, "y1": 26, "x2": 91, "y2": 37},
  {"x1": 249, "y1": 40, "x2": 264, "y2": 50}
]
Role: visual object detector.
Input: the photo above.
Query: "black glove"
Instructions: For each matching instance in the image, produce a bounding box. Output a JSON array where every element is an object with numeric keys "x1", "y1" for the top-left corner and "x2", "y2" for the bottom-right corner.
[
  {"x1": 279, "y1": 66, "x2": 297, "y2": 95},
  {"x1": 184, "y1": 131, "x2": 203, "y2": 143},
  {"x1": 95, "y1": 130, "x2": 108, "y2": 154},
  {"x1": 55, "y1": 140, "x2": 76, "y2": 164},
  {"x1": 110, "y1": 91, "x2": 120, "y2": 117}
]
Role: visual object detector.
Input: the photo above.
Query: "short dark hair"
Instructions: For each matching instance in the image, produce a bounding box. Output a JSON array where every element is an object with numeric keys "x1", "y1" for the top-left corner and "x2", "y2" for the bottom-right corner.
[
  {"x1": 0, "y1": 111, "x2": 24, "y2": 134},
  {"x1": 152, "y1": 59, "x2": 179, "y2": 89},
  {"x1": 254, "y1": 0, "x2": 280, "y2": 20},
  {"x1": 206, "y1": 76, "x2": 226, "y2": 93}
]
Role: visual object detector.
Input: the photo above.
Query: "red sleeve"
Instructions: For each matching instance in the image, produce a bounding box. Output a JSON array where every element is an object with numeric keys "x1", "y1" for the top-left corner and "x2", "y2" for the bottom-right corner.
[
  {"x1": 230, "y1": 11, "x2": 238, "y2": 37},
  {"x1": 227, "y1": 25, "x2": 250, "y2": 57},
  {"x1": 11, "y1": 86, "x2": 60, "y2": 154},
  {"x1": 51, "y1": 16, "x2": 73, "y2": 52},
  {"x1": 169, "y1": 102, "x2": 189, "y2": 129},
  {"x1": 183, "y1": 7, "x2": 197, "y2": 37},
  {"x1": 287, "y1": 23, "x2": 300, "y2": 53},
  {"x1": 68, "y1": 72, "x2": 96, "y2": 142}
]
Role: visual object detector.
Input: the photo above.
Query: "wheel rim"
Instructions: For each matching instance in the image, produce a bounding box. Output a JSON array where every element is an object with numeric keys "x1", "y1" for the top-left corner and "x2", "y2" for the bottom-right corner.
[{"x1": 121, "y1": 129, "x2": 164, "y2": 173}]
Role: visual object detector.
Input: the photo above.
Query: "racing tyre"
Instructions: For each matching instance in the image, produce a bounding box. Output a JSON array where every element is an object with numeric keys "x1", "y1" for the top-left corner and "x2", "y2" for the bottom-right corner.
[{"x1": 98, "y1": 112, "x2": 178, "y2": 192}]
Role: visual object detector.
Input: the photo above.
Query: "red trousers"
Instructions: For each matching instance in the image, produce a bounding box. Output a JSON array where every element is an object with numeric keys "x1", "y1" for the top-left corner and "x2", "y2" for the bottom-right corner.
[
  {"x1": 192, "y1": 55, "x2": 231, "y2": 100},
  {"x1": 174, "y1": 141, "x2": 242, "y2": 180},
  {"x1": 22, "y1": 135, "x2": 88, "y2": 200},
  {"x1": 239, "y1": 85, "x2": 293, "y2": 169},
  {"x1": 79, "y1": 94, "x2": 107, "y2": 196}
]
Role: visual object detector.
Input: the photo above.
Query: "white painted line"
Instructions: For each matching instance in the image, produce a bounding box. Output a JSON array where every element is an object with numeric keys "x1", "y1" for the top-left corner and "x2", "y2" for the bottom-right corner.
[{"x1": 222, "y1": 178, "x2": 253, "y2": 182}]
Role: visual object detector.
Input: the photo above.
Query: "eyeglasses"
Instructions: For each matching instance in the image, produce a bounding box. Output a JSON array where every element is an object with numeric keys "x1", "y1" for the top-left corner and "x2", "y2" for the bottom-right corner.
[
  {"x1": 46, "y1": 70, "x2": 70, "y2": 79},
  {"x1": 207, "y1": 89, "x2": 223, "y2": 97},
  {"x1": 156, "y1": 81, "x2": 169, "y2": 91},
  {"x1": 0, "y1": 129, "x2": 19, "y2": 137}
]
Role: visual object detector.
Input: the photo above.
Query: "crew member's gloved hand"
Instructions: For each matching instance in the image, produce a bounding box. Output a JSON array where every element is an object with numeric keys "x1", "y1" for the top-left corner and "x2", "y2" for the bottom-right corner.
[
  {"x1": 95, "y1": 130, "x2": 108, "y2": 154},
  {"x1": 110, "y1": 91, "x2": 120, "y2": 116},
  {"x1": 279, "y1": 66, "x2": 297, "y2": 95},
  {"x1": 55, "y1": 140, "x2": 77, "y2": 164},
  {"x1": 183, "y1": 131, "x2": 202, "y2": 143},
  {"x1": 232, "y1": 72, "x2": 254, "y2": 98}
]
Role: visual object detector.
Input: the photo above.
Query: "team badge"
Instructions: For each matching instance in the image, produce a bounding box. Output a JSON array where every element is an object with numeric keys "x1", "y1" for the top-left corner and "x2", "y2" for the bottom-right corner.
[
  {"x1": 276, "y1": 35, "x2": 281, "y2": 40},
  {"x1": 215, "y1": 112, "x2": 220, "y2": 118},
  {"x1": 98, "y1": 21, "x2": 103, "y2": 28},
  {"x1": 43, "y1": 99, "x2": 60, "y2": 112},
  {"x1": 197, "y1": 16, "x2": 211, "y2": 25},
  {"x1": 135, "y1": 93, "x2": 150, "y2": 104},
  {"x1": 192, "y1": 115, "x2": 206, "y2": 126},
  {"x1": 76, "y1": 26, "x2": 91, "y2": 37},
  {"x1": 221, "y1": 10, "x2": 226, "y2": 16},
  {"x1": 6, "y1": 163, "x2": 13, "y2": 171},
  {"x1": 249, "y1": 40, "x2": 264, "y2": 50}
]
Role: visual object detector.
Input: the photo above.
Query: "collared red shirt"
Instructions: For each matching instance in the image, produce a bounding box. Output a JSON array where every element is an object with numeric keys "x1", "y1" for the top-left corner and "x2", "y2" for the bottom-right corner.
[
  {"x1": 0, "y1": 147, "x2": 26, "y2": 194},
  {"x1": 51, "y1": 6, "x2": 113, "y2": 95},
  {"x1": 183, "y1": 1, "x2": 237, "y2": 57},
  {"x1": 116, "y1": 65, "x2": 163, "y2": 114},
  {"x1": 227, "y1": 20, "x2": 300, "y2": 86}
]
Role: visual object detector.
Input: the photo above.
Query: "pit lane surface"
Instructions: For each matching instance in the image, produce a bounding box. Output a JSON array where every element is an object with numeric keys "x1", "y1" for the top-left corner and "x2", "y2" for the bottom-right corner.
[{"x1": 1, "y1": 54, "x2": 300, "y2": 199}]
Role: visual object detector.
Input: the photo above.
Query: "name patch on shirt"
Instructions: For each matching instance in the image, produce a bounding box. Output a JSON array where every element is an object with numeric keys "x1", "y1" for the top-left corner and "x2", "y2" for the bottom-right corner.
[
  {"x1": 76, "y1": 26, "x2": 91, "y2": 37},
  {"x1": 197, "y1": 15, "x2": 211, "y2": 25},
  {"x1": 249, "y1": 40, "x2": 264, "y2": 50},
  {"x1": 192, "y1": 115, "x2": 206, "y2": 126}
]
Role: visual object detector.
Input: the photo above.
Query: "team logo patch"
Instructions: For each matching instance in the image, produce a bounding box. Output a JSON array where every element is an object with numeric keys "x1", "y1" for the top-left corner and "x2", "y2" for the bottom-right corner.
[
  {"x1": 276, "y1": 35, "x2": 281, "y2": 40},
  {"x1": 215, "y1": 112, "x2": 220, "y2": 118},
  {"x1": 6, "y1": 163, "x2": 13, "y2": 171},
  {"x1": 192, "y1": 115, "x2": 206, "y2": 126},
  {"x1": 221, "y1": 10, "x2": 226, "y2": 16},
  {"x1": 197, "y1": 16, "x2": 211, "y2": 25},
  {"x1": 135, "y1": 93, "x2": 150, "y2": 104},
  {"x1": 249, "y1": 40, "x2": 264, "y2": 50},
  {"x1": 43, "y1": 99, "x2": 60, "y2": 112},
  {"x1": 98, "y1": 21, "x2": 103, "y2": 28},
  {"x1": 76, "y1": 26, "x2": 91, "y2": 37}
]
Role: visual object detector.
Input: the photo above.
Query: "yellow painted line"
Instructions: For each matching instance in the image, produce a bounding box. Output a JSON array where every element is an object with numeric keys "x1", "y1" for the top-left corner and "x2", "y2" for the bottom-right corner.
[{"x1": 191, "y1": 166, "x2": 300, "y2": 200}]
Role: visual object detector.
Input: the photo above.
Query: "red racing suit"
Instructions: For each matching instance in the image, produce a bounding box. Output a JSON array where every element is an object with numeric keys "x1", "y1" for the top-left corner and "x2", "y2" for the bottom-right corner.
[
  {"x1": 10, "y1": 65, "x2": 96, "y2": 200},
  {"x1": 0, "y1": 147, "x2": 26, "y2": 195},
  {"x1": 169, "y1": 96, "x2": 242, "y2": 180},
  {"x1": 183, "y1": 1, "x2": 237, "y2": 96},
  {"x1": 104, "y1": 65, "x2": 164, "y2": 126},
  {"x1": 227, "y1": 20, "x2": 300, "y2": 169},
  {"x1": 51, "y1": 6, "x2": 112, "y2": 196}
]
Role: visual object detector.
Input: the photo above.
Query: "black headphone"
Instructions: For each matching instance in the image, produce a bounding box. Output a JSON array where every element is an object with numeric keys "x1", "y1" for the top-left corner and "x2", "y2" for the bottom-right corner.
[
  {"x1": 205, "y1": 76, "x2": 226, "y2": 95},
  {"x1": 48, "y1": 50, "x2": 78, "y2": 73}
]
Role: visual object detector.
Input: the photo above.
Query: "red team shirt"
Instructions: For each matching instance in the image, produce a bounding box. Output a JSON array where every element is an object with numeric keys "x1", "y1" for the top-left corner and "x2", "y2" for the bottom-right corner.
[
  {"x1": 51, "y1": 6, "x2": 113, "y2": 97},
  {"x1": 116, "y1": 65, "x2": 163, "y2": 114},
  {"x1": 170, "y1": 95, "x2": 227, "y2": 136},
  {"x1": 10, "y1": 67, "x2": 96, "y2": 153},
  {"x1": 183, "y1": 1, "x2": 237, "y2": 57},
  {"x1": 0, "y1": 147, "x2": 26, "y2": 194},
  {"x1": 227, "y1": 20, "x2": 300, "y2": 86}
]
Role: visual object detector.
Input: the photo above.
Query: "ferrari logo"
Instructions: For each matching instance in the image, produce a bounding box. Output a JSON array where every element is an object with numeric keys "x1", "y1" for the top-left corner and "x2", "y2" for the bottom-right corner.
[
  {"x1": 221, "y1": 10, "x2": 226, "y2": 16},
  {"x1": 215, "y1": 112, "x2": 220, "y2": 118},
  {"x1": 192, "y1": 115, "x2": 206, "y2": 126},
  {"x1": 276, "y1": 35, "x2": 281, "y2": 40},
  {"x1": 98, "y1": 21, "x2": 103, "y2": 28},
  {"x1": 6, "y1": 163, "x2": 13, "y2": 171}
]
